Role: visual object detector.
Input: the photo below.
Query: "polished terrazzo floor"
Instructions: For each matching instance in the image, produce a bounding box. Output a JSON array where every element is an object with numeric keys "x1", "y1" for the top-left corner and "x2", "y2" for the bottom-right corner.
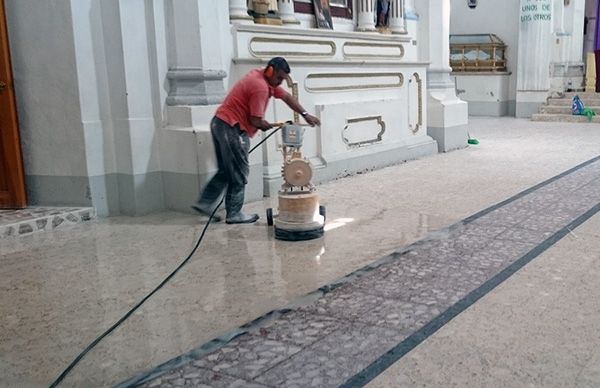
[
  {"x1": 126, "y1": 156, "x2": 600, "y2": 387},
  {"x1": 1, "y1": 118, "x2": 600, "y2": 387}
]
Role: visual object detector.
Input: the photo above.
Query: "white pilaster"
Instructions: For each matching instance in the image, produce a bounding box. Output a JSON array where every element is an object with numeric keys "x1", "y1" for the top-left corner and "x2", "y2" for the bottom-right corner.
[
  {"x1": 277, "y1": 0, "x2": 300, "y2": 25},
  {"x1": 166, "y1": 2, "x2": 230, "y2": 105},
  {"x1": 424, "y1": 0, "x2": 468, "y2": 152},
  {"x1": 405, "y1": 0, "x2": 417, "y2": 17},
  {"x1": 229, "y1": 0, "x2": 253, "y2": 24},
  {"x1": 516, "y1": 0, "x2": 553, "y2": 116},
  {"x1": 357, "y1": 0, "x2": 377, "y2": 32},
  {"x1": 389, "y1": 0, "x2": 407, "y2": 34},
  {"x1": 549, "y1": 0, "x2": 586, "y2": 93}
]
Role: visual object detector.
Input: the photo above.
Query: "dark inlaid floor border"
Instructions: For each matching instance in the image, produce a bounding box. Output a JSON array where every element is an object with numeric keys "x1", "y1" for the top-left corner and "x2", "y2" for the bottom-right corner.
[
  {"x1": 119, "y1": 155, "x2": 600, "y2": 388},
  {"x1": 342, "y1": 201, "x2": 600, "y2": 387}
]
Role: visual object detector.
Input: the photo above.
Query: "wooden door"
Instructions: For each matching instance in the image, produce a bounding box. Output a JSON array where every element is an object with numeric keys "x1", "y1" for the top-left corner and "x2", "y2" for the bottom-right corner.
[{"x1": 0, "y1": 0, "x2": 26, "y2": 208}]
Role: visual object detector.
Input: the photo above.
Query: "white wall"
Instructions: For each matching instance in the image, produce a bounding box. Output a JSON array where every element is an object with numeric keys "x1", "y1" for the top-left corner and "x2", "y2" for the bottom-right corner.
[
  {"x1": 6, "y1": 0, "x2": 170, "y2": 214},
  {"x1": 6, "y1": 0, "x2": 88, "y2": 177},
  {"x1": 6, "y1": 0, "x2": 435, "y2": 215},
  {"x1": 450, "y1": 0, "x2": 520, "y2": 111}
]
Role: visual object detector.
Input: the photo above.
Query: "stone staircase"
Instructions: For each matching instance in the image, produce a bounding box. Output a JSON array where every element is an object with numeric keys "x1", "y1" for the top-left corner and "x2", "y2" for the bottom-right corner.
[{"x1": 531, "y1": 92, "x2": 600, "y2": 123}]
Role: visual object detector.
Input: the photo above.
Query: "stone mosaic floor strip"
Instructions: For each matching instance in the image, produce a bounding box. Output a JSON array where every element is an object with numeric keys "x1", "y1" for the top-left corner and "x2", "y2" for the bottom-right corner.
[
  {"x1": 343, "y1": 202, "x2": 600, "y2": 387},
  {"x1": 124, "y1": 156, "x2": 600, "y2": 388},
  {"x1": 0, "y1": 207, "x2": 96, "y2": 239}
]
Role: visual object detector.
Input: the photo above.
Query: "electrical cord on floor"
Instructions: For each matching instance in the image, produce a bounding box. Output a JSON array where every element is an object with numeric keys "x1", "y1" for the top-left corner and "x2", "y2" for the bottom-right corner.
[{"x1": 49, "y1": 124, "x2": 284, "y2": 387}]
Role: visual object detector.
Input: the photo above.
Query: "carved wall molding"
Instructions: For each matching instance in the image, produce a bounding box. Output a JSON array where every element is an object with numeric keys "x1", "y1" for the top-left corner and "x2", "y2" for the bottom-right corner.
[
  {"x1": 305, "y1": 72, "x2": 404, "y2": 92},
  {"x1": 342, "y1": 115, "x2": 386, "y2": 147},
  {"x1": 249, "y1": 37, "x2": 336, "y2": 58},
  {"x1": 408, "y1": 72, "x2": 423, "y2": 133},
  {"x1": 166, "y1": 68, "x2": 227, "y2": 106},
  {"x1": 342, "y1": 42, "x2": 405, "y2": 59}
]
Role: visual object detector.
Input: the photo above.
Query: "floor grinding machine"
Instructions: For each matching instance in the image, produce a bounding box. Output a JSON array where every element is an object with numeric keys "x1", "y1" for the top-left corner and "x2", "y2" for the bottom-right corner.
[{"x1": 266, "y1": 123, "x2": 325, "y2": 241}]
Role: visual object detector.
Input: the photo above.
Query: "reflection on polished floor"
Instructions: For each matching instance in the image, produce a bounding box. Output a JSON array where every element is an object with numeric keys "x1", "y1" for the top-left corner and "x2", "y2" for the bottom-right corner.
[{"x1": 1, "y1": 118, "x2": 600, "y2": 387}]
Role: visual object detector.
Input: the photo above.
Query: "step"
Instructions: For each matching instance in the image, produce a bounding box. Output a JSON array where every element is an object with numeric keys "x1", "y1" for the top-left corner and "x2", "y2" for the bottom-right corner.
[
  {"x1": 0, "y1": 206, "x2": 96, "y2": 239},
  {"x1": 547, "y1": 97, "x2": 600, "y2": 106},
  {"x1": 540, "y1": 105, "x2": 600, "y2": 114},
  {"x1": 531, "y1": 113, "x2": 600, "y2": 123},
  {"x1": 561, "y1": 91, "x2": 600, "y2": 99}
]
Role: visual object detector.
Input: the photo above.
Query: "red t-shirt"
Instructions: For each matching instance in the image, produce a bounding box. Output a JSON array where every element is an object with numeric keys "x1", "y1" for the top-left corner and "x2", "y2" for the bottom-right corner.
[{"x1": 216, "y1": 69, "x2": 288, "y2": 137}]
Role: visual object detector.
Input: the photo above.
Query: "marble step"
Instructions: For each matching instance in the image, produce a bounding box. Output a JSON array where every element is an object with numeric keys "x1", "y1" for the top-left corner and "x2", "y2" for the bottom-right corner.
[
  {"x1": 531, "y1": 113, "x2": 600, "y2": 123},
  {"x1": 540, "y1": 105, "x2": 600, "y2": 114},
  {"x1": 0, "y1": 206, "x2": 96, "y2": 239},
  {"x1": 547, "y1": 97, "x2": 600, "y2": 106}
]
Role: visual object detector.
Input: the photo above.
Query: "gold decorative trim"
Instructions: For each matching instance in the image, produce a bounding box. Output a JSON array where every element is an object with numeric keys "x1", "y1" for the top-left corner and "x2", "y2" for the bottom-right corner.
[
  {"x1": 305, "y1": 72, "x2": 404, "y2": 92},
  {"x1": 249, "y1": 37, "x2": 336, "y2": 58},
  {"x1": 284, "y1": 75, "x2": 300, "y2": 124},
  {"x1": 342, "y1": 115, "x2": 386, "y2": 147},
  {"x1": 342, "y1": 42, "x2": 405, "y2": 59},
  {"x1": 409, "y1": 72, "x2": 423, "y2": 134}
]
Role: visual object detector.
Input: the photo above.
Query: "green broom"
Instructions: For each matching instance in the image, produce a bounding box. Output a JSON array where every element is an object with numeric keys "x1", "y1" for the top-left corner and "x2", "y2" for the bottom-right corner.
[{"x1": 467, "y1": 131, "x2": 479, "y2": 145}]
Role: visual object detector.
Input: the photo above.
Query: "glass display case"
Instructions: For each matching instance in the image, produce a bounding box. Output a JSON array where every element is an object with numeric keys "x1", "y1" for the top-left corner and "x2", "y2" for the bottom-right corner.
[{"x1": 450, "y1": 34, "x2": 507, "y2": 72}]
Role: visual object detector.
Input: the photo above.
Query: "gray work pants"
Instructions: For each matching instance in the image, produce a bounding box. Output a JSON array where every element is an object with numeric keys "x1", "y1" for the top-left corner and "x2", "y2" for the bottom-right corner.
[{"x1": 197, "y1": 117, "x2": 251, "y2": 217}]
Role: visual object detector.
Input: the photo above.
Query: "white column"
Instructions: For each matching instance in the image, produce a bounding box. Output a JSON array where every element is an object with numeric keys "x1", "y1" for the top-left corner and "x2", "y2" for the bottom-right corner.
[
  {"x1": 229, "y1": 0, "x2": 253, "y2": 24},
  {"x1": 423, "y1": 0, "x2": 468, "y2": 152},
  {"x1": 405, "y1": 0, "x2": 416, "y2": 17},
  {"x1": 426, "y1": 0, "x2": 452, "y2": 88},
  {"x1": 277, "y1": 0, "x2": 300, "y2": 25},
  {"x1": 389, "y1": 0, "x2": 407, "y2": 34},
  {"x1": 357, "y1": 0, "x2": 377, "y2": 31},
  {"x1": 404, "y1": 0, "x2": 419, "y2": 41}
]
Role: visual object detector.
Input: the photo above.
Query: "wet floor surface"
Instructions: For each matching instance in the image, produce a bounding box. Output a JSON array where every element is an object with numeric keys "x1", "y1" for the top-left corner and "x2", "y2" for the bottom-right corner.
[
  {"x1": 1, "y1": 118, "x2": 600, "y2": 387},
  {"x1": 128, "y1": 155, "x2": 600, "y2": 387}
]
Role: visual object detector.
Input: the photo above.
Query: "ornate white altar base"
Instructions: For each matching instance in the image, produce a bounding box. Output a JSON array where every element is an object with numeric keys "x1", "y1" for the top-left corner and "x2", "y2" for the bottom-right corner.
[
  {"x1": 162, "y1": 24, "x2": 437, "y2": 206},
  {"x1": 232, "y1": 24, "x2": 437, "y2": 197}
]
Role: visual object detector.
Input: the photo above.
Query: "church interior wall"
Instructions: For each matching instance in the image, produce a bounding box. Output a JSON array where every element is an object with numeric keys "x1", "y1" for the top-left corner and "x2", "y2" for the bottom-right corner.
[
  {"x1": 449, "y1": 0, "x2": 520, "y2": 117},
  {"x1": 5, "y1": 0, "x2": 451, "y2": 216},
  {"x1": 5, "y1": 0, "x2": 95, "y2": 208}
]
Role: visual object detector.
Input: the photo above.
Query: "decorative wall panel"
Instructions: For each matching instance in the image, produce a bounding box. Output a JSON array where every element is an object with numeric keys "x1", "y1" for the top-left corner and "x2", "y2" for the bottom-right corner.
[
  {"x1": 342, "y1": 116, "x2": 386, "y2": 147},
  {"x1": 305, "y1": 72, "x2": 403, "y2": 92},
  {"x1": 249, "y1": 37, "x2": 336, "y2": 58},
  {"x1": 343, "y1": 42, "x2": 404, "y2": 59},
  {"x1": 408, "y1": 72, "x2": 423, "y2": 133}
]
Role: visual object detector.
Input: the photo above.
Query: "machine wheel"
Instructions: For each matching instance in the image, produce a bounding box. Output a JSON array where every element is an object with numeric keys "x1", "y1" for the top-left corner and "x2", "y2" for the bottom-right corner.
[
  {"x1": 319, "y1": 205, "x2": 326, "y2": 222},
  {"x1": 266, "y1": 208, "x2": 273, "y2": 226}
]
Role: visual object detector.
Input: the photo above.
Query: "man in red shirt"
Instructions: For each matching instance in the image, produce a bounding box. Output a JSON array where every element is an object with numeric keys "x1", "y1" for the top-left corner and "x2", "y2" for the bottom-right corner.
[{"x1": 192, "y1": 57, "x2": 320, "y2": 224}]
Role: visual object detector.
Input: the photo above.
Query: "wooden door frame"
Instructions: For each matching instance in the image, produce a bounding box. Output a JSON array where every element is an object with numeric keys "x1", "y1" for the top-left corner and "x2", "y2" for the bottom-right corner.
[{"x1": 0, "y1": 0, "x2": 27, "y2": 208}]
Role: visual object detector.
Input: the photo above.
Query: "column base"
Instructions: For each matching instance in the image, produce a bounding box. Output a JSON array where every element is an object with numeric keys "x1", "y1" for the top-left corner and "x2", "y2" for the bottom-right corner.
[
  {"x1": 230, "y1": 17, "x2": 255, "y2": 25},
  {"x1": 254, "y1": 14, "x2": 283, "y2": 25},
  {"x1": 427, "y1": 123, "x2": 468, "y2": 153},
  {"x1": 515, "y1": 91, "x2": 547, "y2": 118},
  {"x1": 427, "y1": 91, "x2": 469, "y2": 152}
]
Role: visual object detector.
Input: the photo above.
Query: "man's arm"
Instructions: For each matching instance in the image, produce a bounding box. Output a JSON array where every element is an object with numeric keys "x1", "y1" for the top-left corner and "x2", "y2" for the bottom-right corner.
[
  {"x1": 281, "y1": 93, "x2": 321, "y2": 127},
  {"x1": 249, "y1": 116, "x2": 272, "y2": 131}
]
